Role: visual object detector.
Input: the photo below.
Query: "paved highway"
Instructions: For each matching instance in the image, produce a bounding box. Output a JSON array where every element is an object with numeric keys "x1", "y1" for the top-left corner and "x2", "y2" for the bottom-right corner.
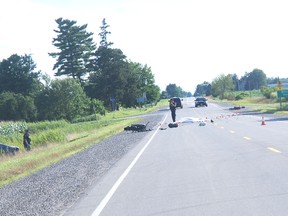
[{"x1": 64, "y1": 98, "x2": 288, "y2": 216}]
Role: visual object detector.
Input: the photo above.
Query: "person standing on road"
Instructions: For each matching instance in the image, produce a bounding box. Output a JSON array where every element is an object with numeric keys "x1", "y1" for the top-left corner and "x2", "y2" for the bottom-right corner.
[{"x1": 169, "y1": 98, "x2": 177, "y2": 122}]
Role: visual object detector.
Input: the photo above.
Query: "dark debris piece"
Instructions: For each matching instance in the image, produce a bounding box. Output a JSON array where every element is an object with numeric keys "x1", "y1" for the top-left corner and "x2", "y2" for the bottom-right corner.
[
  {"x1": 124, "y1": 122, "x2": 152, "y2": 132},
  {"x1": 0, "y1": 144, "x2": 19, "y2": 155}
]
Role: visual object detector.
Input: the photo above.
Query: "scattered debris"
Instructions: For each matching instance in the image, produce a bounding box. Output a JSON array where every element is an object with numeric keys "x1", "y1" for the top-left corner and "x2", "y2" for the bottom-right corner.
[
  {"x1": 124, "y1": 122, "x2": 151, "y2": 132},
  {"x1": 199, "y1": 122, "x2": 206, "y2": 126},
  {"x1": 229, "y1": 106, "x2": 245, "y2": 110},
  {"x1": 168, "y1": 123, "x2": 178, "y2": 128},
  {"x1": 0, "y1": 143, "x2": 19, "y2": 155}
]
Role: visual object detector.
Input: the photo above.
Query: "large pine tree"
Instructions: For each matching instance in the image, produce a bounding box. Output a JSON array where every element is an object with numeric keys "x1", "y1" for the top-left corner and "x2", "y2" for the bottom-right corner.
[
  {"x1": 49, "y1": 18, "x2": 96, "y2": 83},
  {"x1": 98, "y1": 18, "x2": 114, "y2": 48}
]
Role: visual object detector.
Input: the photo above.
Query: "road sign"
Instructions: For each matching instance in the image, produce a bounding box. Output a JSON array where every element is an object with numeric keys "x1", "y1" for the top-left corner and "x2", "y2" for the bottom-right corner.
[
  {"x1": 277, "y1": 90, "x2": 288, "y2": 98},
  {"x1": 278, "y1": 81, "x2": 283, "y2": 90},
  {"x1": 136, "y1": 97, "x2": 146, "y2": 103}
]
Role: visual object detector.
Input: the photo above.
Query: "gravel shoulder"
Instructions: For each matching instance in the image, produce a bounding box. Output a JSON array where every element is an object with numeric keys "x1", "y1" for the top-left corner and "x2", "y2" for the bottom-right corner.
[{"x1": 0, "y1": 112, "x2": 165, "y2": 216}]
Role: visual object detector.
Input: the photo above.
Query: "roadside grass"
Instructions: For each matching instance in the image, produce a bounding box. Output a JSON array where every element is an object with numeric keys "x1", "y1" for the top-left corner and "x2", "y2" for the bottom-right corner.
[
  {"x1": 0, "y1": 119, "x2": 138, "y2": 187},
  {"x1": 217, "y1": 96, "x2": 288, "y2": 115},
  {"x1": 0, "y1": 100, "x2": 168, "y2": 188}
]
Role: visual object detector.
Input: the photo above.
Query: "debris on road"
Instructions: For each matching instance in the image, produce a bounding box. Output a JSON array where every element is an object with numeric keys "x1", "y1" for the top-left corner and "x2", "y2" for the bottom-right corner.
[
  {"x1": 124, "y1": 122, "x2": 152, "y2": 132},
  {"x1": 229, "y1": 106, "x2": 245, "y2": 110}
]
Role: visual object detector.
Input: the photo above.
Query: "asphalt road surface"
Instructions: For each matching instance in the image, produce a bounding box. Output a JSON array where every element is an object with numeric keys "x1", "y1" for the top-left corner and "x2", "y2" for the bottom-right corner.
[{"x1": 64, "y1": 98, "x2": 288, "y2": 216}]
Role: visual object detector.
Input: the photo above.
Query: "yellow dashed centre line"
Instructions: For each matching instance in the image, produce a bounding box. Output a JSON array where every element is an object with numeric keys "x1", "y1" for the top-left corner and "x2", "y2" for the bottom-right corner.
[
  {"x1": 267, "y1": 147, "x2": 281, "y2": 153},
  {"x1": 215, "y1": 124, "x2": 282, "y2": 155}
]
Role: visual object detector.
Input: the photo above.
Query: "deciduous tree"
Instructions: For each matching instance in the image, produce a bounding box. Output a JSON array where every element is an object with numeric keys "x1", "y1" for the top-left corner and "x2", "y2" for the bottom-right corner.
[
  {"x1": 0, "y1": 54, "x2": 42, "y2": 96},
  {"x1": 166, "y1": 84, "x2": 182, "y2": 98},
  {"x1": 244, "y1": 69, "x2": 267, "y2": 90},
  {"x1": 0, "y1": 92, "x2": 37, "y2": 121},
  {"x1": 36, "y1": 78, "x2": 90, "y2": 121},
  {"x1": 88, "y1": 47, "x2": 127, "y2": 106},
  {"x1": 194, "y1": 81, "x2": 212, "y2": 96},
  {"x1": 211, "y1": 74, "x2": 234, "y2": 99}
]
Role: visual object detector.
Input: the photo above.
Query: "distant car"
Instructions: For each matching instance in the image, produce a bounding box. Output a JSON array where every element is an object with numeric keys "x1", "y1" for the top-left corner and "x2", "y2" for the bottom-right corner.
[
  {"x1": 169, "y1": 97, "x2": 183, "y2": 108},
  {"x1": 195, "y1": 97, "x2": 207, "y2": 107}
]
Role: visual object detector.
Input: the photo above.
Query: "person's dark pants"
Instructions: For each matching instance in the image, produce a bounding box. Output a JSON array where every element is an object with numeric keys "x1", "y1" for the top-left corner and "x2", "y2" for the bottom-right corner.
[
  {"x1": 171, "y1": 109, "x2": 176, "y2": 122},
  {"x1": 24, "y1": 144, "x2": 31, "y2": 151}
]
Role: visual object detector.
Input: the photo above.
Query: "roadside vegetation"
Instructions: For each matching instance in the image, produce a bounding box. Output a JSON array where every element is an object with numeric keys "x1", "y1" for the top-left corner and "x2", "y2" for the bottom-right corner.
[
  {"x1": 211, "y1": 89, "x2": 288, "y2": 115},
  {"x1": 229, "y1": 96, "x2": 288, "y2": 115},
  {"x1": 0, "y1": 100, "x2": 167, "y2": 188}
]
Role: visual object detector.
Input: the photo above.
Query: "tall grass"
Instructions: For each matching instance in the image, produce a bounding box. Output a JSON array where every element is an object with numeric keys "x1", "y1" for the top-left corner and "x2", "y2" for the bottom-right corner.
[
  {"x1": 0, "y1": 119, "x2": 115, "y2": 148},
  {"x1": 0, "y1": 118, "x2": 139, "y2": 187},
  {"x1": 0, "y1": 100, "x2": 168, "y2": 187},
  {"x1": 215, "y1": 91, "x2": 288, "y2": 115},
  {"x1": 27, "y1": 120, "x2": 69, "y2": 132}
]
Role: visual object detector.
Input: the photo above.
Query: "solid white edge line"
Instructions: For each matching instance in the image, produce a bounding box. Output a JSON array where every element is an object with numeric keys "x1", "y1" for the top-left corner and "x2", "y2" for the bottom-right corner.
[{"x1": 91, "y1": 114, "x2": 168, "y2": 216}]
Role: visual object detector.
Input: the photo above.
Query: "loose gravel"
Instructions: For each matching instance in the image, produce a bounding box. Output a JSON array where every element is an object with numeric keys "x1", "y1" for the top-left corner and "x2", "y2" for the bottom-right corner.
[{"x1": 0, "y1": 113, "x2": 165, "y2": 216}]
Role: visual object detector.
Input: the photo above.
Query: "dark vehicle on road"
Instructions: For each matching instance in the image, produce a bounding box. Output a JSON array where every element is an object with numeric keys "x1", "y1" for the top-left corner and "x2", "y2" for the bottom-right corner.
[
  {"x1": 195, "y1": 97, "x2": 207, "y2": 107},
  {"x1": 170, "y1": 97, "x2": 183, "y2": 108}
]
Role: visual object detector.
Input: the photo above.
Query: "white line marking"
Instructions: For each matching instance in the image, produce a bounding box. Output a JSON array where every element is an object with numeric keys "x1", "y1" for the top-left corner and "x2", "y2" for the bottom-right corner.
[{"x1": 91, "y1": 114, "x2": 168, "y2": 216}]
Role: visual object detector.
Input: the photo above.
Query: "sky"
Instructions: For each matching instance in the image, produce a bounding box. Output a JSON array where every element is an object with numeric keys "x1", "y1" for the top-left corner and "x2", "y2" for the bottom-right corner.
[{"x1": 1, "y1": 0, "x2": 288, "y2": 93}]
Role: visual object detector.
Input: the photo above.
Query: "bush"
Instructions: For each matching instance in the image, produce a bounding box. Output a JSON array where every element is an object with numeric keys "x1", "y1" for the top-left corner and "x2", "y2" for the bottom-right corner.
[
  {"x1": 0, "y1": 92, "x2": 37, "y2": 121},
  {"x1": 88, "y1": 99, "x2": 106, "y2": 116},
  {"x1": 235, "y1": 92, "x2": 249, "y2": 100},
  {"x1": 261, "y1": 86, "x2": 277, "y2": 99},
  {"x1": 223, "y1": 92, "x2": 235, "y2": 100}
]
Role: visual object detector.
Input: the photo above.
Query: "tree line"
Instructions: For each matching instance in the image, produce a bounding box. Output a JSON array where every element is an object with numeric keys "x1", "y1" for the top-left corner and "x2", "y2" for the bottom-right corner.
[
  {"x1": 194, "y1": 68, "x2": 287, "y2": 99},
  {"x1": 161, "y1": 84, "x2": 192, "y2": 99},
  {"x1": 0, "y1": 18, "x2": 164, "y2": 122}
]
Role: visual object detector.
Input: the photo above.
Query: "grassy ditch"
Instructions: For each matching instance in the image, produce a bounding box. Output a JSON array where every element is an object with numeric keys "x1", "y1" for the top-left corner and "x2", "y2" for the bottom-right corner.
[
  {"x1": 214, "y1": 96, "x2": 288, "y2": 115},
  {"x1": 232, "y1": 97, "x2": 288, "y2": 115},
  {"x1": 0, "y1": 118, "x2": 138, "y2": 187},
  {"x1": 0, "y1": 100, "x2": 168, "y2": 188}
]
